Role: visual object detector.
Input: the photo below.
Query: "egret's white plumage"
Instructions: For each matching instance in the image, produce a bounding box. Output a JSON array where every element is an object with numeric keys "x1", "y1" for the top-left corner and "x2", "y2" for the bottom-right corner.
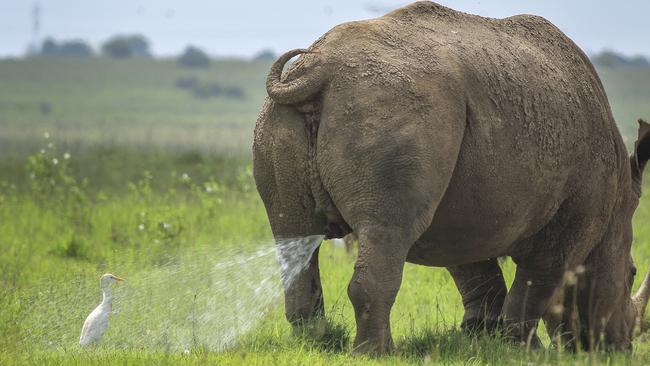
[{"x1": 79, "y1": 273, "x2": 124, "y2": 346}]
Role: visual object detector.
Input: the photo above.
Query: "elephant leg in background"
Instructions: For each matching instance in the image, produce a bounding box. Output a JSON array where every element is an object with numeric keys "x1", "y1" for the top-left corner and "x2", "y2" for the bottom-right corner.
[
  {"x1": 347, "y1": 226, "x2": 412, "y2": 355},
  {"x1": 283, "y1": 244, "x2": 325, "y2": 326},
  {"x1": 542, "y1": 272, "x2": 582, "y2": 350},
  {"x1": 447, "y1": 258, "x2": 507, "y2": 333},
  {"x1": 575, "y1": 238, "x2": 633, "y2": 351},
  {"x1": 501, "y1": 266, "x2": 563, "y2": 348},
  {"x1": 502, "y1": 201, "x2": 604, "y2": 348}
]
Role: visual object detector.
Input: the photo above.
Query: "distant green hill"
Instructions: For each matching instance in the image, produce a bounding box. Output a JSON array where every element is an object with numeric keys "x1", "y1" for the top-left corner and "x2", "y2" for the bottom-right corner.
[
  {"x1": 0, "y1": 58, "x2": 271, "y2": 156},
  {"x1": 597, "y1": 67, "x2": 650, "y2": 144},
  {"x1": 0, "y1": 58, "x2": 648, "y2": 155}
]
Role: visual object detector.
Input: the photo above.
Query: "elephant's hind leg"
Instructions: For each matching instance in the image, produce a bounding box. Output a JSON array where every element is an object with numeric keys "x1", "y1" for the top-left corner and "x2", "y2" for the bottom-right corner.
[
  {"x1": 447, "y1": 258, "x2": 507, "y2": 334},
  {"x1": 282, "y1": 243, "x2": 325, "y2": 325},
  {"x1": 319, "y1": 84, "x2": 467, "y2": 354},
  {"x1": 502, "y1": 197, "x2": 608, "y2": 348},
  {"x1": 347, "y1": 225, "x2": 412, "y2": 354}
]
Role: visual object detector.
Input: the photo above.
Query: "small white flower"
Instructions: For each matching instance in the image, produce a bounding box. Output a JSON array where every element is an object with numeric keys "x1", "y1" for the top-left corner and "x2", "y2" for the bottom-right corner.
[
  {"x1": 47, "y1": 142, "x2": 53, "y2": 149},
  {"x1": 205, "y1": 186, "x2": 213, "y2": 193},
  {"x1": 40, "y1": 149, "x2": 45, "y2": 154},
  {"x1": 52, "y1": 158, "x2": 58, "y2": 165},
  {"x1": 181, "y1": 173, "x2": 190, "y2": 181},
  {"x1": 565, "y1": 271, "x2": 578, "y2": 286},
  {"x1": 138, "y1": 224, "x2": 145, "y2": 231},
  {"x1": 526, "y1": 280, "x2": 532, "y2": 286},
  {"x1": 183, "y1": 349, "x2": 190, "y2": 355},
  {"x1": 63, "y1": 152, "x2": 70, "y2": 160},
  {"x1": 44, "y1": 131, "x2": 50, "y2": 139},
  {"x1": 163, "y1": 223, "x2": 171, "y2": 230}
]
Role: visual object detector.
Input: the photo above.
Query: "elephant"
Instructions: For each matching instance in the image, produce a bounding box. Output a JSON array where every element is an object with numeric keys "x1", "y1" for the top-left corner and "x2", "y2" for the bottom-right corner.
[{"x1": 253, "y1": 1, "x2": 650, "y2": 354}]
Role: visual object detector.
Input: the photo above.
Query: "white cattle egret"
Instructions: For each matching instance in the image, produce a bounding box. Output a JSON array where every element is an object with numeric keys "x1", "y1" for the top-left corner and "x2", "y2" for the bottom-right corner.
[{"x1": 79, "y1": 273, "x2": 125, "y2": 346}]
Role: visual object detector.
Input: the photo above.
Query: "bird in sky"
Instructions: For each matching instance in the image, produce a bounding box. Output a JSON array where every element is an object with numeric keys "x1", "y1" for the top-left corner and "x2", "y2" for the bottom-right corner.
[{"x1": 79, "y1": 273, "x2": 125, "y2": 346}]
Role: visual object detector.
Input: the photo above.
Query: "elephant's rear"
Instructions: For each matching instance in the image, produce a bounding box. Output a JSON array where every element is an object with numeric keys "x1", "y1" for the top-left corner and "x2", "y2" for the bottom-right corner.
[
  {"x1": 385, "y1": 1, "x2": 621, "y2": 172},
  {"x1": 377, "y1": 3, "x2": 626, "y2": 265},
  {"x1": 253, "y1": 2, "x2": 643, "y2": 354}
]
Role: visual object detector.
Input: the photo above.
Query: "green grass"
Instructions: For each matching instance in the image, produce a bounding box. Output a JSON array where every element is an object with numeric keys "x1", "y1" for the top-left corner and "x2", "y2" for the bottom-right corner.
[
  {"x1": 2, "y1": 58, "x2": 650, "y2": 364},
  {"x1": 3, "y1": 146, "x2": 650, "y2": 365}
]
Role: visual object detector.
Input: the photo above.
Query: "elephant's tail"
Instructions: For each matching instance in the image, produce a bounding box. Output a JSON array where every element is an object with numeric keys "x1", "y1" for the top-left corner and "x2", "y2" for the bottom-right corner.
[{"x1": 266, "y1": 48, "x2": 326, "y2": 105}]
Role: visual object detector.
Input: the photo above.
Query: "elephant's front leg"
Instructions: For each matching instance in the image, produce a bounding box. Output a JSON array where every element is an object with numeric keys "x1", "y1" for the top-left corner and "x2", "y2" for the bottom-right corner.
[
  {"x1": 347, "y1": 227, "x2": 410, "y2": 355},
  {"x1": 282, "y1": 245, "x2": 324, "y2": 325},
  {"x1": 447, "y1": 258, "x2": 506, "y2": 334}
]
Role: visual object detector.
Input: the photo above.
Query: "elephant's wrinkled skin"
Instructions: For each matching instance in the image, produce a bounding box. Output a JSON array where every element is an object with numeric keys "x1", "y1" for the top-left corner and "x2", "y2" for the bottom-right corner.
[{"x1": 253, "y1": 1, "x2": 650, "y2": 354}]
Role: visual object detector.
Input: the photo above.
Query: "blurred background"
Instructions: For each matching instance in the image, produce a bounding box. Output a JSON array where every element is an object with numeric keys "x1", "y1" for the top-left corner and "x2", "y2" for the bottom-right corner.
[{"x1": 1, "y1": 1, "x2": 649, "y2": 162}]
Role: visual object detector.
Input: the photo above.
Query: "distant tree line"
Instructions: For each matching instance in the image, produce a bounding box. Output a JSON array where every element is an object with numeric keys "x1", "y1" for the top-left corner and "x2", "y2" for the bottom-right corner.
[
  {"x1": 32, "y1": 35, "x2": 650, "y2": 71},
  {"x1": 32, "y1": 35, "x2": 282, "y2": 64},
  {"x1": 177, "y1": 46, "x2": 211, "y2": 68},
  {"x1": 591, "y1": 50, "x2": 650, "y2": 68},
  {"x1": 101, "y1": 35, "x2": 151, "y2": 58},
  {"x1": 34, "y1": 35, "x2": 152, "y2": 59},
  {"x1": 252, "y1": 49, "x2": 276, "y2": 61},
  {"x1": 32, "y1": 36, "x2": 279, "y2": 66},
  {"x1": 40, "y1": 38, "x2": 94, "y2": 58},
  {"x1": 32, "y1": 34, "x2": 284, "y2": 65}
]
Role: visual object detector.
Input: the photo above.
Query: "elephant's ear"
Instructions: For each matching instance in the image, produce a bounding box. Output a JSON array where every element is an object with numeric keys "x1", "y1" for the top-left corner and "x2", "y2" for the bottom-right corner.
[{"x1": 632, "y1": 118, "x2": 650, "y2": 182}]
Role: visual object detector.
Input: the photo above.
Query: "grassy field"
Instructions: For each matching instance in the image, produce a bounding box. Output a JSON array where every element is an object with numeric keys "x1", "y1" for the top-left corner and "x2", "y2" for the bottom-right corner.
[{"x1": 1, "y1": 58, "x2": 650, "y2": 365}]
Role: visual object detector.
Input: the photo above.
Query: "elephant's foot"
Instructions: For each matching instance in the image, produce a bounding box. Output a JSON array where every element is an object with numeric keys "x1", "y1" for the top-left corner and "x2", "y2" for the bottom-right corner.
[
  {"x1": 352, "y1": 328, "x2": 395, "y2": 355},
  {"x1": 502, "y1": 322, "x2": 543, "y2": 349},
  {"x1": 348, "y1": 278, "x2": 398, "y2": 355},
  {"x1": 291, "y1": 316, "x2": 329, "y2": 339},
  {"x1": 461, "y1": 316, "x2": 502, "y2": 335},
  {"x1": 448, "y1": 259, "x2": 507, "y2": 337},
  {"x1": 462, "y1": 316, "x2": 544, "y2": 348},
  {"x1": 500, "y1": 266, "x2": 561, "y2": 350}
]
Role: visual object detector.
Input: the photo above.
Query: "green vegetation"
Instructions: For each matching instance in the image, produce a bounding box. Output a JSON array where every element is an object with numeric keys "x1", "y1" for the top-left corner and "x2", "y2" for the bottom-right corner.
[
  {"x1": 592, "y1": 50, "x2": 650, "y2": 69},
  {"x1": 598, "y1": 67, "x2": 650, "y2": 141},
  {"x1": 177, "y1": 46, "x2": 212, "y2": 69},
  {"x1": 2, "y1": 58, "x2": 650, "y2": 364}
]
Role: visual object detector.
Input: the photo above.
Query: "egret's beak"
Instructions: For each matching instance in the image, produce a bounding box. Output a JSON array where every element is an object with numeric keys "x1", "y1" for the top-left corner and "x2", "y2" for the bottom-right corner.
[{"x1": 114, "y1": 276, "x2": 125, "y2": 283}]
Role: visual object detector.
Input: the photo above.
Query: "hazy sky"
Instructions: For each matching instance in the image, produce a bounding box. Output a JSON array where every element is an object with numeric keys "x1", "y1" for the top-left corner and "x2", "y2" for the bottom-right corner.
[{"x1": 1, "y1": 0, "x2": 648, "y2": 58}]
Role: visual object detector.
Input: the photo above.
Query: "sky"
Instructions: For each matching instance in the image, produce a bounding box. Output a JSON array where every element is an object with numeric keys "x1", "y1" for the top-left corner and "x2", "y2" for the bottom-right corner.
[{"x1": 0, "y1": 0, "x2": 648, "y2": 58}]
